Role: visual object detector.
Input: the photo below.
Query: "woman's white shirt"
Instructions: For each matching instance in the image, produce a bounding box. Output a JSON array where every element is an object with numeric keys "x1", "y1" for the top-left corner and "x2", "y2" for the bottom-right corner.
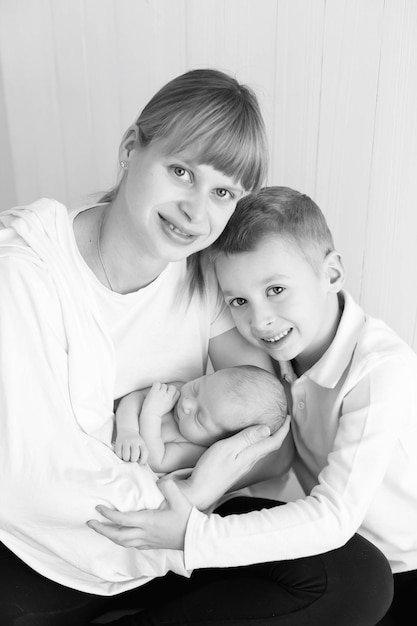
[
  {"x1": 69, "y1": 205, "x2": 235, "y2": 399},
  {"x1": 0, "y1": 199, "x2": 234, "y2": 594}
]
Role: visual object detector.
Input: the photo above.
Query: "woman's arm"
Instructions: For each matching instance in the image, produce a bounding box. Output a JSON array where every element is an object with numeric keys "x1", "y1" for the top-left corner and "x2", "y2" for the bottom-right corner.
[{"x1": 0, "y1": 256, "x2": 188, "y2": 589}]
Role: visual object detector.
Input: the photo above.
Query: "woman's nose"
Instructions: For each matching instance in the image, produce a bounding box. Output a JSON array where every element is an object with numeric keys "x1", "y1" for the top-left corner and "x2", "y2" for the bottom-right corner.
[{"x1": 179, "y1": 190, "x2": 206, "y2": 223}]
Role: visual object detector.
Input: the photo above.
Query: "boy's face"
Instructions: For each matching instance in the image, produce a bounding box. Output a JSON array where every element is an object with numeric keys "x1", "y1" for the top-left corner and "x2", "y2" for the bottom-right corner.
[
  {"x1": 215, "y1": 237, "x2": 343, "y2": 371},
  {"x1": 174, "y1": 371, "x2": 234, "y2": 446}
]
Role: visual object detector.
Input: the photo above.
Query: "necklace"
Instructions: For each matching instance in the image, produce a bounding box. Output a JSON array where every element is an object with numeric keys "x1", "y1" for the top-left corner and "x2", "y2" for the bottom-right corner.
[{"x1": 97, "y1": 208, "x2": 115, "y2": 291}]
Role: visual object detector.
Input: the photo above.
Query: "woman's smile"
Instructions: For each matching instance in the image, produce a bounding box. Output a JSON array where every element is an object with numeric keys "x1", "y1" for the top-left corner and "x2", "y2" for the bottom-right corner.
[{"x1": 158, "y1": 213, "x2": 201, "y2": 242}]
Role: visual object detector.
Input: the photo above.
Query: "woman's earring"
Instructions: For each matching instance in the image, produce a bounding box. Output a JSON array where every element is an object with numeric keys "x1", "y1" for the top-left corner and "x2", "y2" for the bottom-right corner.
[{"x1": 120, "y1": 160, "x2": 127, "y2": 169}]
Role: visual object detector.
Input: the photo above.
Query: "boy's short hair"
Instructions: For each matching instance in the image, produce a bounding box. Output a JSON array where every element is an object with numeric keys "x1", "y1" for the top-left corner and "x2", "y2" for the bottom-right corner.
[
  {"x1": 211, "y1": 186, "x2": 335, "y2": 272},
  {"x1": 222, "y1": 365, "x2": 287, "y2": 435}
]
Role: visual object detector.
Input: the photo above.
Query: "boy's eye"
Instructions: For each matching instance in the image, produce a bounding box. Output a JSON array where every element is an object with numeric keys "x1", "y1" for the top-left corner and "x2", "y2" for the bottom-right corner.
[
  {"x1": 267, "y1": 286, "x2": 284, "y2": 296},
  {"x1": 229, "y1": 297, "x2": 247, "y2": 308}
]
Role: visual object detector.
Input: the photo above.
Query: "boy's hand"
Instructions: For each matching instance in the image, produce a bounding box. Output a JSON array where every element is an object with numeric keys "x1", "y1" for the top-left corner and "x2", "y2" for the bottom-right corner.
[
  {"x1": 182, "y1": 416, "x2": 291, "y2": 509},
  {"x1": 87, "y1": 480, "x2": 191, "y2": 550},
  {"x1": 115, "y1": 431, "x2": 149, "y2": 464},
  {"x1": 141, "y1": 382, "x2": 180, "y2": 416}
]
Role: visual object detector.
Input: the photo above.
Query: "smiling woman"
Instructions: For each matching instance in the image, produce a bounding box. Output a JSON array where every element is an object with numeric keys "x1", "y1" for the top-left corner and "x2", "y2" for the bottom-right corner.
[
  {"x1": 0, "y1": 68, "x2": 278, "y2": 625},
  {"x1": 98, "y1": 139, "x2": 245, "y2": 292}
]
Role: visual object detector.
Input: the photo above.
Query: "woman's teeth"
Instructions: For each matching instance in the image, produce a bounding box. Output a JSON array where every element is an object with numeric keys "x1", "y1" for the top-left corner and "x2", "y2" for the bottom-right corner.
[
  {"x1": 262, "y1": 328, "x2": 292, "y2": 343},
  {"x1": 167, "y1": 222, "x2": 192, "y2": 238}
]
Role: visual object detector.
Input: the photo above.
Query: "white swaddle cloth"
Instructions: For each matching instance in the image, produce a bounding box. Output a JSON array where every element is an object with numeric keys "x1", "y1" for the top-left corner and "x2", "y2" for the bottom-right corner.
[{"x1": 0, "y1": 200, "x2": 190, "y2": 594}]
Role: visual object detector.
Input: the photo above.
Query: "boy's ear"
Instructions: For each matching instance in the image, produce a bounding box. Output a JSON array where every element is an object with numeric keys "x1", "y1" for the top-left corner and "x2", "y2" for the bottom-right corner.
[
  {"x1": 119, "y1": 125, "x2": 140, "y2": 162},
  {"x1": 324, "y1": 251, "x2": 345, "y2": 292}
]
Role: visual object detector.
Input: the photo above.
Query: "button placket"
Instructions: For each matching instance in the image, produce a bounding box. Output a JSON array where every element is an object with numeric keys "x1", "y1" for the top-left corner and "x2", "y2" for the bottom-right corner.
[{"x1": 292, "y1": 382, "x2": 306, "y2": 418}]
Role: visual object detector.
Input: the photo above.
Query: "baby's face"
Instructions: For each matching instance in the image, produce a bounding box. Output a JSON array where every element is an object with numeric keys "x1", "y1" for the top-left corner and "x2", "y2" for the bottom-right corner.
[{"x1": 174, "y1": 371, "x2": 233, "y2": 446}]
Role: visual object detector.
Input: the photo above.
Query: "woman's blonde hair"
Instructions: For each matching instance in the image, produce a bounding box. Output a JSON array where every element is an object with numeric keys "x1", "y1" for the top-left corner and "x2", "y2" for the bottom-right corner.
[{"x1": 100, "y1": 69, "x2": 268, "y2": 297}]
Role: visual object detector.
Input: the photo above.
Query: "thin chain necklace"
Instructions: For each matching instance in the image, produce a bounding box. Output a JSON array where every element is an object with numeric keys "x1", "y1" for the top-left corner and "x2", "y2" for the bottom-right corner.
[{"x1": 97, "y1": 207, "x2": 115, "y2": 291}]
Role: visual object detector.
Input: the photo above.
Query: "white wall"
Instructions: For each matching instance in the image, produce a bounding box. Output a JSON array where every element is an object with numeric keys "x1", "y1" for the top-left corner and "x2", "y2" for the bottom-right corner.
[{"x1": 1, "y1": 0, "x2": 417, "y2": 349}]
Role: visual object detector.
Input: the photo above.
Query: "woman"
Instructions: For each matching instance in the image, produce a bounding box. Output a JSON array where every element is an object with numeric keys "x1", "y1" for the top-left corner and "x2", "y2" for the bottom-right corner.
[{"x1": 0, "y1": 69, "x2": 391, "y2": 625}]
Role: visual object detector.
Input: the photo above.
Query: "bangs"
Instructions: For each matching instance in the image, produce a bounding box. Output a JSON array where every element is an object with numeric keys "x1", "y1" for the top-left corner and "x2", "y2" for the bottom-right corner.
[{"x1": 142, "y1": 102, "x2": 267, "y2": 192}]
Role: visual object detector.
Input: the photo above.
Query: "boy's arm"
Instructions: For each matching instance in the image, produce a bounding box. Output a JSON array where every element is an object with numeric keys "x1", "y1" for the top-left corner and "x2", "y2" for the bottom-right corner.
[{"x1": 115, "y1": 389, "x2": 149, "y2": 463}]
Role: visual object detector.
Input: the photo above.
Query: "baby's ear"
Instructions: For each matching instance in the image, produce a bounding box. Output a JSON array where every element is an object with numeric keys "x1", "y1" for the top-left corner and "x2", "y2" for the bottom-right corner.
[{"x1": 324, "y1": 251, "x2": 345, "y2": 292}]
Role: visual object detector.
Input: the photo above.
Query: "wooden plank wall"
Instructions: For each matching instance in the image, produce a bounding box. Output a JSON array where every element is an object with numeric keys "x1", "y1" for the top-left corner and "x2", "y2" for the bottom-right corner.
[{"x1": 0, "y1": 0, "x2": 416, "y2": 349}]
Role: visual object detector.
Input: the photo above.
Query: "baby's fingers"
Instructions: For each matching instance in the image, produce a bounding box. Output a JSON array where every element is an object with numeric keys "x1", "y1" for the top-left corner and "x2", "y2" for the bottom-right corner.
[{"x1": 138, "y1": 444, "x2": 149, "y2": 465}]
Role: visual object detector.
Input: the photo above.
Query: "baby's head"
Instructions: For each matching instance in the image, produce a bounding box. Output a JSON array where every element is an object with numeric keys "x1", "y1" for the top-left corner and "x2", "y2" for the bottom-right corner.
[{"x1": 175, "y1": 365, "x2": 287, "y2": 446}]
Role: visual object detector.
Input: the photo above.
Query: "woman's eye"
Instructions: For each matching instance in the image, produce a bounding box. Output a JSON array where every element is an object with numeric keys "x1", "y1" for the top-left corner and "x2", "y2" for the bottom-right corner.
[
  {"x1": 229, "y1": 297, "x2": 247, "y2": 308},
  {"x1": 215, "y1": 188, "x2": 232, "y2": 199},
  {"x1": 172, "y1": 166, "x2": 191, "y2": 182},
  {"x1": 267, "y1": 286, "x2": 284, "y2": 297}
]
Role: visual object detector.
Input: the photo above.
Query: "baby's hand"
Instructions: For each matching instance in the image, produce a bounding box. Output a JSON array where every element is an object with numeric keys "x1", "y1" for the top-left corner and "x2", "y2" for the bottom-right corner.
[
  {"x1": 142, "y1": 382, "x2": 180, "y2": 416},
  {"x1": 115, "y1": 431, "x2": 149, "y2": 464}
]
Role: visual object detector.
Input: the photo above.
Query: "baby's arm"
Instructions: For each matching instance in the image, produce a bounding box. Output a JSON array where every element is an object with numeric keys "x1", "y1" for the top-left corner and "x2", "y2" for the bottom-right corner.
[
  {"x1": 115, "y1": 389, "x2": 149, "y2": 463},
  {"x1": 139, "y1": 382, "x2": 180, "y2": 469},
  {"x1": 140, "y1": 383, "x2": 207, "y2": 473},
  {"x1": 155, "y1": 440, "x2": 209, "y2": 473}
]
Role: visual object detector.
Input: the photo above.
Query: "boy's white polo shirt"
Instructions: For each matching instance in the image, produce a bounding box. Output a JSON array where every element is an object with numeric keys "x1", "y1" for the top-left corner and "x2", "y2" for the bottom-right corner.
[{"x1": 185, "y1": 290, "x2": 417, "y2": 573}]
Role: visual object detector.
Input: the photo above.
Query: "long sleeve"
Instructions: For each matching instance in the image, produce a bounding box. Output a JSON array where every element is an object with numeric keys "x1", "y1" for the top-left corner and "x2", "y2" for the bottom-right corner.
[
  {"x1": 184, "y1": 345, "x2": 417, "y2": 572},
  {"x1": 0, "y1": 219, "x2": 190, "y2": 594}
]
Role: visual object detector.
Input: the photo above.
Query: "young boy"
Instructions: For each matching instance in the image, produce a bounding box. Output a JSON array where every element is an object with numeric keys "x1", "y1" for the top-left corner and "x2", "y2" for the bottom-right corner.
[
  {"x1": 207, "y1": 186, "x2": 417, "y2": 624},
  {"x1": 115, "y1": 364, "x2": 287, "y2": 474}
]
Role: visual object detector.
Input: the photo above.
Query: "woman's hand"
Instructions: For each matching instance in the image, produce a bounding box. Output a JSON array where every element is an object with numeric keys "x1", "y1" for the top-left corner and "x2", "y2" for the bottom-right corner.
[{"x1": 87, "y1": 479, "x2": 192, "y2": 550}]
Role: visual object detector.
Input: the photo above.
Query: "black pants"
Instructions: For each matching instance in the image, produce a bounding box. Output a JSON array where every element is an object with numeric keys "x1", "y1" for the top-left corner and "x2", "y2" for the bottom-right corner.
[
  {"x1": 0, "y1": 498, "x2": 395, "y2": 626},
  {"x1": 375, "y1": 568, "x2": 417, "y2": 625}
]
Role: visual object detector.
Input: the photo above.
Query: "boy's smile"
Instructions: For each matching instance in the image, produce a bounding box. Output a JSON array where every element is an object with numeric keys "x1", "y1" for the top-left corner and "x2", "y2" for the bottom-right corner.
[{"x1": 215, "y1": 237, "x2": 343, "y2": 374}]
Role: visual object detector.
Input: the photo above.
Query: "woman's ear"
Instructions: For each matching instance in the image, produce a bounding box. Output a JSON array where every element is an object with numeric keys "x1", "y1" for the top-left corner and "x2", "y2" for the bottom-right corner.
[
  {"x1": 324, "y1": 251, "x2": 345, "y2": 292},
  {"x1": 119, "y1": 125, "x2": 140, "y2": 163}
]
